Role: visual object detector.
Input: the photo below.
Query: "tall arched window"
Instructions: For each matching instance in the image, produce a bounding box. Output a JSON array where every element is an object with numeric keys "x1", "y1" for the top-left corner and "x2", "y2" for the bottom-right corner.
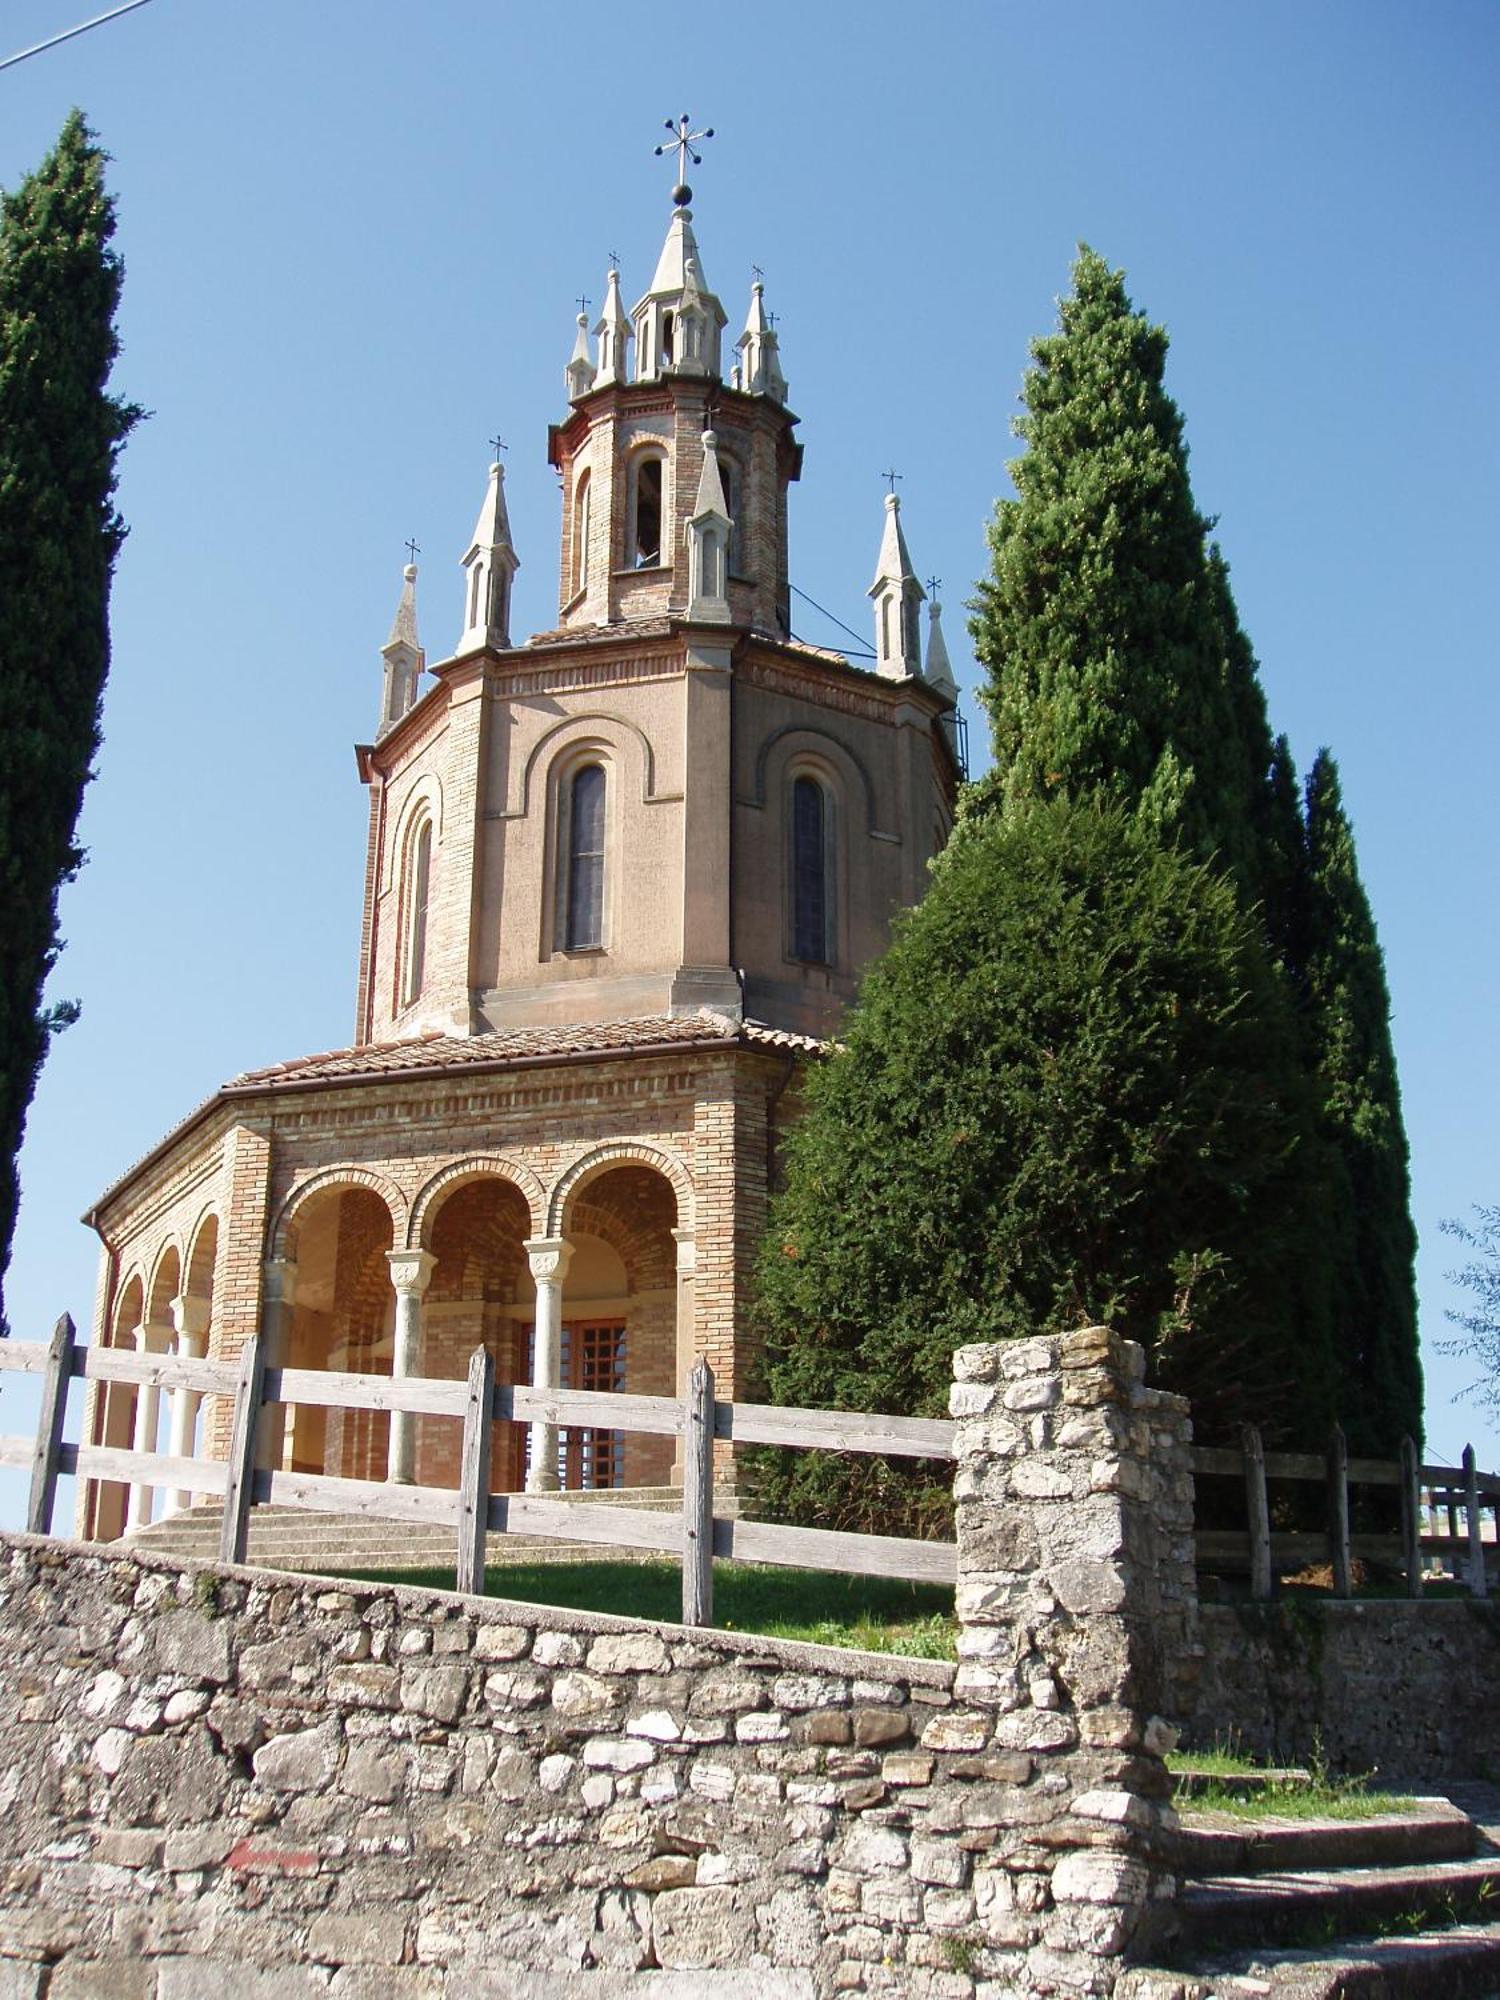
[
  {"x1": 630, "y1": 453, "x2": 665, "y2": 567},
  {"x1": 791, "y1": 775, "x2": 830, "y2": 964},
  {"x1": 402, "y1": 818, "x2": 432, "y2": 1005},
  {"x1": 573, "y1": 469, "x2": 591, "y2": 596},
  {"x1": 563, "y1": 764, "x2": 606, "y2": 951},
  {"x1": 720, "y1": 455, "x2": 742, "y2": 575}
]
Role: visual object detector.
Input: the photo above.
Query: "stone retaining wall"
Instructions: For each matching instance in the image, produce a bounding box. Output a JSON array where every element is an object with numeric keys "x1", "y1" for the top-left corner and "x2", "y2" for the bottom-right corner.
[
  {"x1": 1185, "y1": 1599, "x2": 1500, "y2": 1782},
  {"x1": 0, "y1": 1328, "x2": 1190, "y2": 1997}
]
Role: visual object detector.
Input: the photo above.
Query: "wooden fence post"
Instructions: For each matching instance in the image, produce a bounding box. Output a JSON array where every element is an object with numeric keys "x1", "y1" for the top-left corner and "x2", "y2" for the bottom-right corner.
[
  {"x1": 219, "y1": 1335, "x2": 266, "y2": 1566},
  {"x1": 26, "y1": 1314, "x2": 77, "y2": 1537},
  {"x1": 1326, "y1": 1424, "x2": 1352, "y2": 1600},
  {"x1": 1464, "y1": 1444, "x2": 1488, "y2": 1600},
  {"x1": 1399, "y1": 1434, "x2": 1423, "y2": 1599},
  {"x1": 682, "y1": 1357, "x2": 714, "y2": 1628},
  {"x1": 457, "y1": 1346, "x2": 496, "y2": 1598},
  {"x1": 1243, "y1": 1424, "x2": 1272, "y2": 1602}
]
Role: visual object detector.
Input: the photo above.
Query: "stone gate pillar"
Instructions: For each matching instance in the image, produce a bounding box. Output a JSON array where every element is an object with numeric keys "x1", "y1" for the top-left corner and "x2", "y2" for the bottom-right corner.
[{"x1": 950, "y1": 1326, "x2": 1197, "y2": 1988}]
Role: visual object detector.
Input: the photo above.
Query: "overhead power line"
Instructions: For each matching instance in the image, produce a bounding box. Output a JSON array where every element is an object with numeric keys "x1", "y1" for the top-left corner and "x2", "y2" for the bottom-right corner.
[
  {"x1": 789, "y1": 582, "x2": 876, "y2": 658},
  {"x1": 0, "y1": 0, "x2": 155, "y2": 76}
]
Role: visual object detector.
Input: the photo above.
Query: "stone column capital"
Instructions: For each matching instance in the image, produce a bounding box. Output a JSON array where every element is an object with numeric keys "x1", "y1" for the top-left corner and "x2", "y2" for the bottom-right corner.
[
  {"x1": 139, "y1": 1318, "x2": 175, "y2": 1353},
  {"x1": 170, "y1": 1294, "x2": 211, "y2": 1341},
  {"x1": 263, "y1": 1256, "x2": 299, "y2": 1307},
  {"x1": 523, "y1": 1237, "x2": 574, "y2": 1285},
  {"x1": 671, "y1": 1226, "x2": 697, "y2": 1277},
  {"x1": 386, "y1": 1247, "x2": 438, "y2": 1297}
]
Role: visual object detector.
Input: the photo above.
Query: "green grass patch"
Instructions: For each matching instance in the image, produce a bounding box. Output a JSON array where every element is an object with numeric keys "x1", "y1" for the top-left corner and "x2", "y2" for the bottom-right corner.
[
  {"x1": 1166, "y1": 1744, "x2": 1265, "y2": 1777},
  {"x1": 334, "y1": 1557, "x2": 957, "y2": 1658},
  {"x1": 1188, "y1": 1777, "x2": 1417, "y2": 1820}
]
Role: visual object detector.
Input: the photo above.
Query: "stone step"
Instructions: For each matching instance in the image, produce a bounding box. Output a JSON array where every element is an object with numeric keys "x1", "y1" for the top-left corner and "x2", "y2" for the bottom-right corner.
[
  {"x1": 1172, "y1": 1765, "x2": 1314, "y2": 1799},
  {"x1": 1178, "y1": 1855, "x2": 1500, "y2": 1952},
  {"x1": 1121, "y1": 1920, "x2": 1500, "y2": 1998},
  {"x1": 1174, "y1": 1800, "x2": 1478, "y2": 1876}
]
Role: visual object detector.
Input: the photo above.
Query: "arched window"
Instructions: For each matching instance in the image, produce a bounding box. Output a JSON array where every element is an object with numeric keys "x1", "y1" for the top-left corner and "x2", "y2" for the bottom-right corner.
[
  {"x1": 720, "y1": 454, "x2": 742, "y2": 575},
  {"x1": 468, "y1": 561, "x2": 483, "y2": 630},
  {"x1": 631, "y1": 453, "x2": 665, "y2": 568},
  {"x1": 573, "y1": 469, "x2": 592, "y2": 596},
  {"x1": 562, "y1": 763, "x2": 606, "y2": 951},
  {"x1": 791, "y1": 775, "x2": 830, "y2": 964},
  {"x1": 402, "y1": 817, "x2": 432, "y2": 1005}
]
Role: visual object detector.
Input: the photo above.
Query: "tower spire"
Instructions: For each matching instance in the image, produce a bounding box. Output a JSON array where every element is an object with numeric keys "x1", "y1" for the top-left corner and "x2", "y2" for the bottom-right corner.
[
  {"x1": 868, "y1": 492, "x2": 925, "y2": 679},
  {"x1": 458, "y1": 457, "x2": 519, "y2": 654},
  {"x1": 378, "y1": 561, "x2": 424, "y2": 735},
  {"x1": 923, "y1": 581, "x2": 959, "y2": 703},
  {"x1": 686, "y1": 430, "x2": 733, "y2": 624},
  {"x1": 737, "y1": 278, "x2": 787, "y2": 403},
  {"x1": 594, "y1": 264, "x2": 631, "y2": 387},
  {"x1": 565, "y1": 310, "x2": 596, "y2": 400}
]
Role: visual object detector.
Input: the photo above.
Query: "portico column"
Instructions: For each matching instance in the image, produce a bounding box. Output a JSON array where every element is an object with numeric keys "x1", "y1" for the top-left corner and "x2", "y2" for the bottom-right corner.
[
  {"x1": 671, "y1": 1227, "x2": 697, "y2": 1484},
  {"x1": 259, "y1": 1257, "x2": 298, "y2": 1473},
  {"x1": 386, "y1": 1248, "x2": 436, "y2": 1484},
  {"x1": 127, "y1": 1320, "x2": 173, "y2": 1530},
  {"x1": 166, "y1": 1294, "x2": 211, "y2": 1515},
  {"x1": 524, "y1": 1237, "x2": 573, "y2": 1494}
]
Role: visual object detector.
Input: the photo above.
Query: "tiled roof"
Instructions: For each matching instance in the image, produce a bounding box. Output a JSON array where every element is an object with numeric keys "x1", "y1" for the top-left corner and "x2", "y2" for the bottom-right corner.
[{"x1": 229, "y1": 1013, "x2": 820, "y2": 1088}]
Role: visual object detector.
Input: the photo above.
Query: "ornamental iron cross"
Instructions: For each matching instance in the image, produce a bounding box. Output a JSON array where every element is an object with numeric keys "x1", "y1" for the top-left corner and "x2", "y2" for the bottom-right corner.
[
  {"x1": 882, "y1": 468, "x2": 903, "y2": 495},
  {"x1": 489, "y1": 436, "x2": 507, "y2": 461},
  {"x1": 654, "y1": 114, "x2": 714, "y2": 188},
  {"x1": 404, "y1": 537, "x2": 421, "y2": 563},
  {"x1": 926, "y1": 575, "x2": 942, "y2": 601}
]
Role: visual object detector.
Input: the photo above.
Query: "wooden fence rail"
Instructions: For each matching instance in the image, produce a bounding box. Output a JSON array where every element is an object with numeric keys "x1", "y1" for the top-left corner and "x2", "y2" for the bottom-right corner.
[
  {"x1": 0, "y1": 1322, "x2": 958, "y2": 1626},
  {"x1": 3, "y1": 1326, "x2": 1492, "y2": 1620},
  {"x1": 1191, "y1": 1423, "x2": 1497, "y2": 1603}
]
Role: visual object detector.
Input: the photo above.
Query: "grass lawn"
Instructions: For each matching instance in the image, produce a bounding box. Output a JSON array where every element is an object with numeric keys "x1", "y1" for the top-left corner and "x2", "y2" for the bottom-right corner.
[
  {"x1": 1168, "y1": 1746, "x2": 1416, "y2": 1819},
  {"x1": 335, "y1": 1557, "x2": 957, "y2": 1658}
]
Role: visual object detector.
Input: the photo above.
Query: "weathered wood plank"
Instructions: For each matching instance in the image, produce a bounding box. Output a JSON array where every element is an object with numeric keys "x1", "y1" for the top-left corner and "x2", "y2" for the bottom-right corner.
[
  {"x1": 1464, "y1": 1444, "x2": 1488, "y2": 1601},
  {"x1": 220, "y1": 1336, "x2": 266, "y2": 1566},
  {"x1": 0, "y1": 1341, "x2": 51, "y2": 1375},
  {"x1": 79, "y1": 1348, "x2": 238, "y2": 1397},
  {"x1": 457, "y1": 1348, "x2": 495, "y2": 1597},
  {"x1": 27, "y1": 1314, "x2": 76, "y2": 1536},
  {"x1": 1243, "y1": 1425, "x2": 1272, "y2": 1601},
  {"x1": 1327, "y1": 1425, "x2": 1352, "y2": 1600},
  {"x1": 1400, "y1": 1435, "x2": 1423, "y2": 1599},
  {"x1": 713, "y1": 1516, "x2": 957, "y2": 1584},
  {"x1": 1195, "y1": 1530, "x2": 1406, "y2": 1567},
  {"x1": 483, "y1": 1494, "x2": 683, "y2": 1557},
  {"x1": 715, "y1": 1402, "x2": 955, "y2": 1459},
  {"x1": 267, "y1": 1366, "x2": 469, "y2": 1420},
  {"x1": 261, "y1": 1467, "x2": 461, "y2": 1528},
  {"x1": 62, "y1": 1444, "x2": 229, "y2": 1494},
  {"x1": 500, "y1": 1385, "x2": 683, "y2": 1437},
  {"x1": 682, "y1": 1358, "x2": 714, "y2": 1627}
]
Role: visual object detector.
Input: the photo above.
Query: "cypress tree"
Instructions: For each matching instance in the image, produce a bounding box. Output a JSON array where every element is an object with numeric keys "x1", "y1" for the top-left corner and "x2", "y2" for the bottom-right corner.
[
  {"x1": 970, "y1": 247, "x2": 1275, "y2": 901},
  {"x1": 0, "y1": 112, "x2": 138, "y2": 1333},
  {"x1": 753, "y1": 800, "x2": 1337, "y2": 1533},
  {"x1": 1303, "y1": 752, "x2": 1422, "y2": 1450}
]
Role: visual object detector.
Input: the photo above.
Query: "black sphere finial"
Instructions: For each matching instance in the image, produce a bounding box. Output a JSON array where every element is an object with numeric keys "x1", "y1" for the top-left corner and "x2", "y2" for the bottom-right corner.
[{"x1": 672, "y1": 182, "x2": 692, "y2": 208}]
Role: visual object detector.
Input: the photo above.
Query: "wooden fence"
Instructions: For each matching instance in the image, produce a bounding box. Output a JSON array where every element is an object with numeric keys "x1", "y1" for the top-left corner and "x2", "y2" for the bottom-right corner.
[
  {"x1": 1191, "y1": 1424, "x2": 1497, "y2": 1602},
  {"x1": 1, "y1": 1321, "x2": 1493, "y2": 1619},
  {"x1": 0, "y1": 1316, "x2": 957, "y2": 1627}
]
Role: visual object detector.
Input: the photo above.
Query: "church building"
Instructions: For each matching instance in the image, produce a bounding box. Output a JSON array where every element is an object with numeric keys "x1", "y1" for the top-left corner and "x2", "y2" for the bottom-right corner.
[{"x1": 78, "y1": 151, "x2": 961, "y2": 1539}]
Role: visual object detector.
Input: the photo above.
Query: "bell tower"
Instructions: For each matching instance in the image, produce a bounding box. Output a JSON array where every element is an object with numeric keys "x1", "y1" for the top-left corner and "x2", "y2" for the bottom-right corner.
[{"x1": 353, "y1": 124, "x2": 959, "y2": 1048}]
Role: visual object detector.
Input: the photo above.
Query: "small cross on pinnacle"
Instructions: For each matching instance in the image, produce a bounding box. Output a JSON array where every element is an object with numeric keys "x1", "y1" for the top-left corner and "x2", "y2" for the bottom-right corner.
[
  {"x1": 608, "y1": 250, "x2": 620, "y2": 272},
  {"x1": 766, "y1": 309, "x2": 779, "y2": 331},
  {"x1": 488, "y1": 435, "x2": 507, "y2": 462},
  {"x1": 404, "y1": 537, "x2": 421, "y2": 564},
  {"x1": 575, "y1": 294, "x2": 591, "y2": 317},
  {"x1": 751, "y1": 263, "x2": 764, "y2": 286},
  {"x1": 926, "y1": 575, "x2": 942, "y2": 601},
  {"x1": 882, "y1": 469, "x2": 903, "y2": 496},
  {"x1": 654, "y1": 114, "x2": 714, "y2": 203}
]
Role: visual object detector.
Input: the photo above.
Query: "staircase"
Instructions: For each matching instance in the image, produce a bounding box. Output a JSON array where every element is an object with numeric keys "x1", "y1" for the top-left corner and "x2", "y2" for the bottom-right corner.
[
  {"x1": 127, "y1": 1486, "x2": 702, "y2": 1577},
  {"x1": 1122, "y1": 1782, "x2": 1500, "y2": 1997}
]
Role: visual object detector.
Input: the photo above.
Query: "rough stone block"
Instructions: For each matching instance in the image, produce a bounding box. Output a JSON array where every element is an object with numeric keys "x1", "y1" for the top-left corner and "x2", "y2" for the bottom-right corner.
[
  {"x1": 471, "y1": 1624, "x2": 530, "y2": 1662},
  {"x1": 910, "y1": 1837, "x2": 969, "y2": 1888},
  {"x1": 531, "y1": 1630, "x2": 584, "y2": 1668},
  {"x1": 328, "y1": 1663, "x2": 400, "y2": 1711},
  {"x1": 49, "y1": 1966, "x2": 154, "y2": 2000},
  {"x1": 588, "y1": 1632, "x2": 670, "y2": 1675},
  {"x1": 852, "y1": 1706, "x2": 909, "y2": 1748},
  {"x1": 309, "y1": 1910, "x2": 409, "y2": 1964},
  {"x1": 583, "y1": 1737, "x2": 655, "y2": 1772},
  {"x1": 838, "y1": 1822, "x2": 907, "y2": 1874},
  {"x1": 652, "y1": 1885, "x2": 755, "y2": 1969},
  {"x1": 342, "y1": 1747, "x2": 402, "y2": 1804},
  {"x1": 157, "y1": 1966, "x2": 331, "y2": 1998},
  {"x1": 400, "y1": 1665, "x2": 470, "y2": 1724},
  {"x1": 920, "y1": 1711, "x2": 991, "y2": 1753},
  {"x1": 1051, "y1": 1850, "x2": 1151, "y2": 1906},
  {"x1": 254, "y1": 1726, "x2": 338, "y2": 1795}
]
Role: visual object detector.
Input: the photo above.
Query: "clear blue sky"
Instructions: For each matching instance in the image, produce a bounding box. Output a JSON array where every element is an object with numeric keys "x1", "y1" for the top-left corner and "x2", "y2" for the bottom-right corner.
[{"x1": 2, "y1": 0, "x2": 1497, "y2": 1526}]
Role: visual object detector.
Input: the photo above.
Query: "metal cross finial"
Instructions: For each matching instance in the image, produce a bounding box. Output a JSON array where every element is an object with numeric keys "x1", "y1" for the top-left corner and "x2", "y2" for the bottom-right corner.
[
  {"x1": 926, "y1": 575, "x2": 942, "y2": 601},
  {"x1": 404, "y1": 537, "x2": 421, "y2": 563},
  {"x1": 882, "y1": 468, "x2": 903, "y2": 496},
  {"x1": 654, "y1": 114, "x2": 714, "y2": 196},
  {"x1": 608, "y1": 249, "x2": 621, "y2": 272},
  {"x1": 751, "y1": 263, "x2": 764, "y2": 286},
  {"x1": 766, "y1": 309, "x2": 779, "y2": 330},
  {"x1": 488, "y1": 435, "x2": 507, "y2": 461},
  {"x1": 575, "y1": 294, "x2": 592, "y2": 318}
]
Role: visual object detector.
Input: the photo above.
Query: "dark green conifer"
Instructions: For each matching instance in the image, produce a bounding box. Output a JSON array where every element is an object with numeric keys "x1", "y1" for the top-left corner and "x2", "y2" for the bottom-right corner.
[
  {"x1": 1303, "y1": 752, "x2": 1422, "y2": 1449},
  {"x1": 753, "y1": 800, "x2": 1337, "y2": 1533},
  {"x1": 0, "y1": 112, "x2": 138, "y2": 1332}
]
